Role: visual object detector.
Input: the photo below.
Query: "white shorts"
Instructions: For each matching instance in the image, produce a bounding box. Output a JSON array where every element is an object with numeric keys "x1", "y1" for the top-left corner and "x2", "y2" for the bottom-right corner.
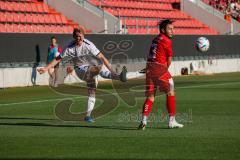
[{"x1": 74, "y1": 65, "x2": 99, "y2": 89}]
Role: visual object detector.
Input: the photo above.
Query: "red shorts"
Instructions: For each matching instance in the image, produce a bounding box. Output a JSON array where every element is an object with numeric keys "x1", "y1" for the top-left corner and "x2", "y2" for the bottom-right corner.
[{"x1": 145, "y1": 62, "x2": 173, "y2": 96}]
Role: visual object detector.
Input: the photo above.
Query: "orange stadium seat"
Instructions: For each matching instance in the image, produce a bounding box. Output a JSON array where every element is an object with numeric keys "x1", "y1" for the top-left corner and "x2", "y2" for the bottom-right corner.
[
  {"x1": 0, "y1": 23, "x2": 6, "y2": 32},
  {"x1": 89, "y1": 0, "x2": 218, "y2": 35},
  {"x1": 18, "y1": 24, "x2": 26, "y2": 33},
  {"x1": 0, "y1": 0, "x2": 89, "y2": 34}
]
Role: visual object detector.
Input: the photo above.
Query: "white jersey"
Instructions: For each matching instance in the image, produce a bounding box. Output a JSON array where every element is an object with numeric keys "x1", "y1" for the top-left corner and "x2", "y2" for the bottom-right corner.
[{"x1": 60, "y1": 39, "x2": 102, "y2": 66}]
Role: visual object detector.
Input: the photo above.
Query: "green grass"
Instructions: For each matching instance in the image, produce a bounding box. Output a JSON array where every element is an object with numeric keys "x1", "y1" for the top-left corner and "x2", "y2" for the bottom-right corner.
[{"x1": 0, "y1": 72, "x2": 240, "y2": 160}]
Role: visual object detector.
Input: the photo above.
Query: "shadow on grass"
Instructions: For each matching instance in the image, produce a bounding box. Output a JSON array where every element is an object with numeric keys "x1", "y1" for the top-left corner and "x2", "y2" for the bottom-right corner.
[
  {"x1": 0, "y1": 117, "x2": 55, "y2": 121},
  {"x1": 0, "y1": 121, "x2": 139, "y2": 131},
  {"x1": 0, "y1": 120, "x2": 170, "y2": 131},
  {"x1": 0, "y1": 158, "x2": 192, "y2": 160}
]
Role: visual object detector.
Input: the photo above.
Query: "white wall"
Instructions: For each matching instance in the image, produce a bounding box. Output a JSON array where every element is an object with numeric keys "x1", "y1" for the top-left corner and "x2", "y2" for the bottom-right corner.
[
  {"x1": 169, "y1": 58, "x2": 240, "y2": 75},
  {"x1": 0, "y1": 58, "x2": 240, "y2": 88}
]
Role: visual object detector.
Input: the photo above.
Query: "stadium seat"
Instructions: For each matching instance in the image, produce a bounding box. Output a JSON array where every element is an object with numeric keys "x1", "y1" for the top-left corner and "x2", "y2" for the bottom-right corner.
[
  {"x1": 6, "y1": 23, "x2": 14, "y2": 33},
  {"x1": 18, "y1": 24, "x2": 26, "y2": 33},
  {"x1": 36, "y1": 3, "x2": 44, "y2": 13},
  {"x1": 0, "y1": 23, "x2": 7, "y2": 32},
  {"x1": 89, "y1": 0, "x2": 218, "y2": 35},
  {"x1": 0, "y1": 0, "x2": 90, "y2": 34},
  {"x1": 38, "y1": 14, "x2": 45, "y2": 24}
]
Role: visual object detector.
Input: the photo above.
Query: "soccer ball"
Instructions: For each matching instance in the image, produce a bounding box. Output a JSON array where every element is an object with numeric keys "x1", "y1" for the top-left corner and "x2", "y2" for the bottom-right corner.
[{"x1": 195, "y1": 37, "x2": 210, "y2": 52}]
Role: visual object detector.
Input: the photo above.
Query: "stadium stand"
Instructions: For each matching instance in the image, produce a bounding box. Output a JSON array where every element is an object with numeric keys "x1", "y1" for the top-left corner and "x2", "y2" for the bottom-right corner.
[
  {"x1": 0, "y1": 0, "x2": 90, "y2": 33},
  {"x1": 202, "y1": 0, "x2": 240, "y2": 22},
  {"x1": 89, "y1": 0, "x2": 218, "y2": 35}
]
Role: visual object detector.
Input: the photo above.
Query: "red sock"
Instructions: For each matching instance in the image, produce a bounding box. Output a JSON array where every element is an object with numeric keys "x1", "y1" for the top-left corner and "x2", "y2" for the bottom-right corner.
[
  {"x1": 142, "y1": 99, "x2": 154, "y2": 116},
  {"x1": 167, "y1": 95, "x2": 176, "y2": 116}
]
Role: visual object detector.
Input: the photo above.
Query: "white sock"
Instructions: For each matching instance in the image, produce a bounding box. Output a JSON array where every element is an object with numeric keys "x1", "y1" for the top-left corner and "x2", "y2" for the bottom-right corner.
[
  {"x1": 169, "y1": 116, "x2": 175, "y2": 122},
  {"x1": 99, "y1": 70, "x2": 111, "y2": 79},
  {"x1": 99, "y1": 68, "x2": 119, "y2": 80},
  {"x1": 142, "y1": 115, "x2": 148, "y2": 125},
  {"x1": 95, "y1": 77, "x2": 99, "y2": 88},
  {"x1": 86, "y1": 96, "x2": 96, "y2": 117}
]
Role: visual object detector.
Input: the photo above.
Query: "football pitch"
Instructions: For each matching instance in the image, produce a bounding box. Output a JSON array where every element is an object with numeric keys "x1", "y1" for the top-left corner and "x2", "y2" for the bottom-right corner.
[{"x1": 0, "y1": 72, "x2": 240, "y2": 160}]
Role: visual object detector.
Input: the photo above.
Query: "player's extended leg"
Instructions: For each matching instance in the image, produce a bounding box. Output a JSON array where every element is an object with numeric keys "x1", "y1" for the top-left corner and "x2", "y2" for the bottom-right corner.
[
  {"x1": 166, "y1": 78, "x2": 183, "y2": 128},
  {"x1": 99, "y1": 66, "x2": 127, "y2": 82}
]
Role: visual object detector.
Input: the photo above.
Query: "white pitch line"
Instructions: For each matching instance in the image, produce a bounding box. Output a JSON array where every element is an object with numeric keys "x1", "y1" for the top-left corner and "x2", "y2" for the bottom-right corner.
[
  {"x1": 177, "y1": 81, "x2": 240, "y2": 89},
  {"x1": 0, "y1": 81, "x2": 239, "y2": 106},
  {"x1": 0, "y1": 97, "x2": 81, "y2": 106}
]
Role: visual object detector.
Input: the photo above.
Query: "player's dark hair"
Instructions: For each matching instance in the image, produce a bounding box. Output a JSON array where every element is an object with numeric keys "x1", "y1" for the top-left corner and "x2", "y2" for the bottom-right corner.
[{"x1": 159, "y1": 19, "x2": 173, "y2": 33}]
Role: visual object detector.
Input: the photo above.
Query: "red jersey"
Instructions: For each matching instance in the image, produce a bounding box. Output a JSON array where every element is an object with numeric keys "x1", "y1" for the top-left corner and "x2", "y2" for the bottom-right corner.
[
  {"x1": 146, "y1": 33, "x2": 173, "y2": 81},
  {"x1": 148, "y1": 33, "x2": 173, "y2": 66}
]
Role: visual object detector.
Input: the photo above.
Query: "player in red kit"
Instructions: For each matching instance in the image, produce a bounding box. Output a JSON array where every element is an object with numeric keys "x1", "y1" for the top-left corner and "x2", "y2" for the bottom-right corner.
[{"x1": 138, "y1": 19, "x2": 184, "y2": 130}]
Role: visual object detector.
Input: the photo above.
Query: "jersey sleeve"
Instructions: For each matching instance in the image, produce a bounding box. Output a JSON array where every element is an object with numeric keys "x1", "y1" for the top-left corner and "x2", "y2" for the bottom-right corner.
[
  {"x1": 55, "y1": 46, "x2": 68, "y2": 60},
  {"x1": 57, "y1": 41, "x2": 74, "y2": 60},
  {"x1": 89, "y1": 41, "x2": 100, "y2": 56}
]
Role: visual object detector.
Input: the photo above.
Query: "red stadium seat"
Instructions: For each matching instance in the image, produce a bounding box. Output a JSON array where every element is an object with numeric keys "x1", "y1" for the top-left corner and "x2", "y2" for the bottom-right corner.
[
  {"x1": 42, "y1": 3, "x2": 49, "y2": 13},
  {"x1": 36, "y1": 3, "x2": 44, "y2": 13},
  {"x1": 32, "y1": 14, "x2": 39, "y2": 23},
  {"x1": 0, "y1": 0, "x2": 90, "y2": 34},
  {"x1": 89, "y1": 0, "x2": 218, "y2": 35},
  {"x1": 0, "y1": 23, "x2": 7, "y2": 32},
  {"x1": 60, "y1": 15, "x2": 68, "y2": 24},
  {"x1": 31, "y1": 24, "x2": 39, "y2": 33},
  {"x1": 6, "y1": 12, "x2": 14, "y2": 23},
  {"x1": 0, "y1": 12, "x2": 7, "y2": 23},
  {"x1": 55, "y1": 14, "x2": 62, "y2": 24},
  {"x1": 13, "y1": 23, "x2": 20, "y2": 33},
  {"x1": 38, "y1": 24, "x2": 46, "y2": 33},
  {"x1": 13, "y1": 13, "x2": 19, "y2": 23},
  {"x1": 19, "y1": 3, "x2": 26, "y2": 12},
  {"x1": 31, "y1": 3, "x2": 38, "y2": 13},
  {"x1": 38, "y1": 14, "x2": 45, "y2": 24},
  {"x1": 49, "y1": 14, "x2": 56, "y2": 24},
  {"x1": 6, "y1": 23, "x2": 14, "y2": 33},
  {"x1": 12, "y1": 2, "x2": 19, "y2": 12},
  {"x1": 25, "y1": 3, "x2": 33, "y2": 12},
  {"x1": 19, "y1": 24, "x2": 27, "y2": 33},
  {"x1": 44, "y1": 14, "x2": 51, "y2": 24}
]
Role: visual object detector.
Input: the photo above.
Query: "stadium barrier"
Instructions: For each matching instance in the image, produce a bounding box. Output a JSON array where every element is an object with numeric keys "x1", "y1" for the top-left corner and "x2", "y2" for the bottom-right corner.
[
  {"x1": 1, "y1": 33, "x2": 240, "y2": 63},
  {"x1": 1, "y1": 33, "x2": 240, "y2": 88},
  {"x1": 1, "y1": 58, "x2": 240, "y2": 88}
]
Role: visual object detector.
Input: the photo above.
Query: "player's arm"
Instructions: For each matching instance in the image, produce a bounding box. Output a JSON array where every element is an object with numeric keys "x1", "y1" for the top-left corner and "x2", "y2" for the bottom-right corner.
[
  {"x1": 38, "y1": 44, "x2": 71, "y2": 74},
  {"x1": 38, "y1": 58, "x2": 61, "y2": 74},
  {"x1": 89, "y1": 41, "x2": 116, "y2": 74},
  {"x1": 97, "y1": 52, "x2": 115, "y2": 73},
  {"x1": 167, "y1": 56, "x2": 172, "y2": 68}
]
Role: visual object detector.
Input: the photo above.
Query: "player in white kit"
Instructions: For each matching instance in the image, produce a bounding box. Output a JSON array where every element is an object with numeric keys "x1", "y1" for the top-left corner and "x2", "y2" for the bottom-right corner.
[{"x1": 38, "y1": 28, "x2": 127, "y2": 122}]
